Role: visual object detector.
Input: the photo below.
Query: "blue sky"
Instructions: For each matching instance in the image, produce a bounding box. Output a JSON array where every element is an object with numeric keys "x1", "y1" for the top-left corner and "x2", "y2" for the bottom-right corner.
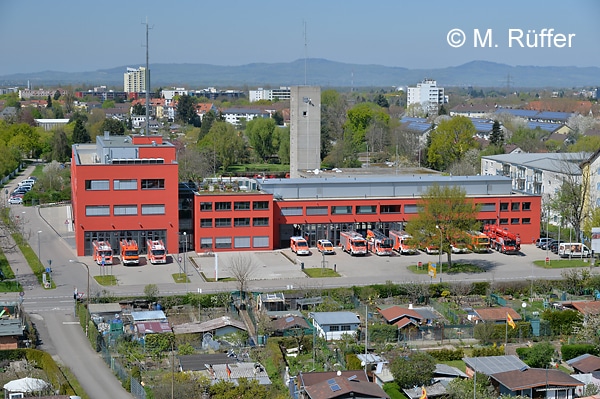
[{"x1": 0, "y1": 0, "x2": 598, "y2": 76}]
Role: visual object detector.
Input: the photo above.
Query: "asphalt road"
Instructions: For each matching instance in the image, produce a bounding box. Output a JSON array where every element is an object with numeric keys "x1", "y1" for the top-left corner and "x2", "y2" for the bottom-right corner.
[{"x1": 3, "y1": 173, "x2": 596, "y2": 399}]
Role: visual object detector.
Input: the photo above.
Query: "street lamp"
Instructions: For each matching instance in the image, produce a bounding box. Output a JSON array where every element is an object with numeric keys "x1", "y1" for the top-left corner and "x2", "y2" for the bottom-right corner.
[
  {"x1": 183, "y1": 232, "x2": 187, "y2": 286},
  {"x1": 37, "y1": 230, "x2": 42, "y2": 265},
  {"x1": 69, "y1": 259, "x2": 90, "y2": 337},
  {"x1": 436, "y1": 225, "x2": 442, "y2": 275}
]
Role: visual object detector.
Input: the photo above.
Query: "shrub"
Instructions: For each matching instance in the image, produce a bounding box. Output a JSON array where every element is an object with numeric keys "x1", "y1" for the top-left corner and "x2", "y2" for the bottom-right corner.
[
  {"x1": 429, "y1": 347, "x2": 464, "y2": 361},
  {"x1": 561, "y1": 344, "x2": 599, "y2": 361}
]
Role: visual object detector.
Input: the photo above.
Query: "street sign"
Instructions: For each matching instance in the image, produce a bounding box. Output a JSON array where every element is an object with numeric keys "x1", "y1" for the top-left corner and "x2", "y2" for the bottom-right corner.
[
  {"x1": 19, "y1": 291, "x2": 24, "y2": 297},
  {"x1": 45, "y1": 268, "x2": 51, "y2": 273}
]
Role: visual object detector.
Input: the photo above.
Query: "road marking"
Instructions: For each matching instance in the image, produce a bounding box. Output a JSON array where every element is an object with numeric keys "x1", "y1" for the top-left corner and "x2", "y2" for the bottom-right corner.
[{"x1": 62, "y1": 322, "x2": 80, "y2": 325}]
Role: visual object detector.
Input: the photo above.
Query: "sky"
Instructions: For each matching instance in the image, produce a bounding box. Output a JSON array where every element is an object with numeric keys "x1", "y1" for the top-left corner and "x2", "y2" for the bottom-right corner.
[{"x1": 0, "y1": 0, "x2": 599, "y2": 76}]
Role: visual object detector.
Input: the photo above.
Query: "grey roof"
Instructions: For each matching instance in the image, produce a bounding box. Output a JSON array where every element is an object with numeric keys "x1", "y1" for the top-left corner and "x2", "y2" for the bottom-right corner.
[
  {"x1": 130, "y1": 310, "x2": 167, "y2": 322},
  {"x1": 481, "y1": 152, "x2": 590, "y2": 175},
  {"x1": 266, "y1": 310, "x2": 303, "y2": 318},
  {"x1": 259, "y1": 292, "x2": 285, "y2": 302},
  {"x1": 173, "y1": 316, "x2": 246, "y2": 335},
  {"x1": 88, "y1": 303, "x2": 123, "y2": 315},
  {"x1": 566, "y1": 353, "x2": 592, "y2": 365},
  {"x1": 463, "y1": 355, "x2": 528, "y2": 376},
  {"x1": 0, "y1": 318, "x2": 24, "y2": 336},
  {"x1": 412, "y1": 307, "x2": 442, "y2": 321},
  {"x1": 310, "y1": 311, "x2": 360, "y2": 326},
  {"x1": 178, "y1": 353, "x2": 235, "y2": 371},
  {"x1": 435, "y1": 363, "x2": 468, "y2": 378}
]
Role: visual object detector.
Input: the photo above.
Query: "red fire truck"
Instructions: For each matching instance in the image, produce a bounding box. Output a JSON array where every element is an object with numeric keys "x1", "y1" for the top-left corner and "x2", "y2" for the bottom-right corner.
[
  {"x1": 366, "y1": 229, "x2": 393, "y2": 256},
  {"x1": 339, "y1": 231, "x2": 367, "y2": 256},
  {"x1": 388, "y1": 230, "x2": 418, "y2": 255},
  {"x1": 483, "y1": 225, "x2": 521, "y2": 254}
]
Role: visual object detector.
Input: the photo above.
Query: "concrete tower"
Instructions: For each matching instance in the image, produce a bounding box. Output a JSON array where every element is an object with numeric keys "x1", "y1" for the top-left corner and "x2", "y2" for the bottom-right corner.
[{"x1": 290, "y1": 86, "x2": 321, "y2": 178}]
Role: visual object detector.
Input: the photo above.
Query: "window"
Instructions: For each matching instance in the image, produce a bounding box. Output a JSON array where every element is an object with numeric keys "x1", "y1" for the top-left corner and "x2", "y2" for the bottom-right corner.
[
  {"x1": 200, "y1": 238, "x2": 213, "y2": 249},
  {"x1": 234, "y1": 218, "x2": 250, "y2": 227},
  {"x1": 500, "y1": 202, "x2": 509, "y2": 211},
  {"x1": 329, "y1": 325, "x2": 340, "y2": 332},
  {"x1": 253, "y1": 217, "x2": 269, "y2": 226},
  {"x1": 200, "y1": 202, "x2": 213, "y2": 211},
  {"x1": 85, "y1": 180, "x2": 109, "y2": 190},
  {"x1": 86, "y1": 205, "x2": 110, "y2": 216},
  {"x1": 253, "y1": 201, "x2": 269, "y2": 210},
  {"x1": 511, "y1": 218, "x2": 520, "y2": 224},
  {"x1": 234, "y1": 236, "x2": 251, "y2": 248},
  {"x1": 215, "y1": 218, "x2": 231, "y2": 227},
  {"x1": 141, "y1": 179, "x2": 165, "y2": 189},
  {"x1": 200, "y1": 218, "x2": 212, "y2": 228},
  {"x1": 522, "y1": 218, "x2": 531, "y2": 224},
  {"x1": 404, "y1": 204, "x2": 418, "y2": 214},
  {"x1": 281, "y1": 207, "x2": 303, "y2": 216},
  {"x1": 253, "y1": 236, "x2": 269, "y2": 247},
  {"x1": 499, "y1": 218, "x2": 509, "y2": 225},
  {"x1": 331, "y1": 206, "x2": 352, "y2": 215},
  {"x1": 114, "y1": 205, "x2": 137, "y2": 216},
  {"x1": 215, "y1": 202, "x2": 232, "y2": 211},
  {"x1": 380, "y1": 204, "x2": 401, "y2": 213},
  {"x1": 356, "y1": 205, "x2": 376, "y2": 214},
  {"x1": 511, "y1": 202, "x2": 520, "y2": 211},
  {"x1": 480, "y1": 203, "x2": 495, "y2": 212},
  {"x1": 340, "y1": 325, "x2": 351, "y2": 331},
  {"x1": 522, "y1": 202, "x2": 531, "y2": 211},
  {"x1": 234, "y1": 201, "x2": 250, "y2": 210},
  {"x1": 215, "y1": 237, "x2": 232, "y2": 249},
  {"x1": 306, "y1": 206, "x2": 328, "y2": 216},
  {"x1": 113, "y1": 179, "x2": 137, "y2": 190},
  {"x1": 141, "y1": 204, "x2": 165, "y2": 215}
]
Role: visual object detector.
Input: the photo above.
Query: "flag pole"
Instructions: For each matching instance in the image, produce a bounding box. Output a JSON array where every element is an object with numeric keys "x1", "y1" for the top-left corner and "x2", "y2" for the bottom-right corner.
[{"x1": 504, "y1": 316, "x2": 508, "y2": 354}]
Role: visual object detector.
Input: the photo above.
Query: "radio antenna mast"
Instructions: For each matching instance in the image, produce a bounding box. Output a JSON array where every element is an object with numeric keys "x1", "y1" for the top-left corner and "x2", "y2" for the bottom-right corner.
[
  {"x1": 304, "y1": 20, "x2": 308, "y2": 85},
  {"x1": 142, "y1": 17, "x2": 153, "y2": 135}
]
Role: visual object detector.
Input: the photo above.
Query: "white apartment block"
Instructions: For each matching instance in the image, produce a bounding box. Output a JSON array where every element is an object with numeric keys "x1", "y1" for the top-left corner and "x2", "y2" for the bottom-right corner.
[
  {"x1": 221, "y1": 108, "x2": 269, "y2": 127},
  {"x1": 249, "y1": 87, "x2": 291, "y2": 102},
  {"x1": 19, "y1": 88, "x2": 68, "y2": 99},
  {"x1": 161, "y1": 88, "x2": 188, "y2": 107},
  {"x1": 124, "y1": 67, "x2": 147, "y2": 93},
  {"x1": 481, "y1": 153, "x2": 591, "y2": 222},
  {"x1": 406, "y1": 79, "x2": 447, "y2": 114}
]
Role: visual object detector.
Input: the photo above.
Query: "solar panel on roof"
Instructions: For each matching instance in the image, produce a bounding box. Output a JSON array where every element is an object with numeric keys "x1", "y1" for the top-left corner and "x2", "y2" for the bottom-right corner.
[
  {"x1": 285, "y1": 316, "x2": 294, "y2": 323},
  {"x1": 327, "y1": 378, "x2": 336, "y2": 385},
  {"x1": 330, "y1": 384, "x2": 341, "y2": 391}
]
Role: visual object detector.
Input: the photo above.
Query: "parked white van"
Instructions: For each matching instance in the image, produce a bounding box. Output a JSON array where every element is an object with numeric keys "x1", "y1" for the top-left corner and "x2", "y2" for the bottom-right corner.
[
  {"x1": 558, "y1": 242, "x2": 590, "y2": 258},
  {"x1": 19, "y1": 178, "x2": 35, "y2": 186}
]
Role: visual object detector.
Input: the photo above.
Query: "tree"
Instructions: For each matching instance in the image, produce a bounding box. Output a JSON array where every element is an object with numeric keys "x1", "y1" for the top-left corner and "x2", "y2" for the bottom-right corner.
[
  {"x1": 406, "y1": 184, "x2": 481, "y2": 268},
  {"x1": 373, "y1": 93, "x2": 389, "y2": 108},
  {"x1": 489, "y1": 120, "x2": 504, "y2": 147},
  {"x1": 246, "y1": 117, "x2": 277, "y2": 162},
  {"x1": 426, "y1": 116, "x2": 477, "y2": 171},
  {"x1": 47, "y1": 95, "x2": 52, "y2": 109},
  {"x1": 132, "y1": 103, "x2": 145, "y2": 116},
  {"x1": 227, "y1": 254, "x2": 257, "y2": 306},
  {"x1": 144, "y1": 284, "x2": 159, "y2": 302},
  {"x1": 53, "y1": 90, "x2": 61, "y2": 101},
  {"x1": 541, "y1": 309, "x2": 582, "y2": 336},
  {"x1": 102, "y1": 118, "x2": 125, "y2": 135},
  {"x1": 550, "y1": 159, "x2": 589, "y2": 242},
  {"x1": 175, "y1": 95, "x2": 197, "y2": 125},
  {"x1": 51, "y1": 130, "x2": 71, "y2": 162},
  {"x1": 199, "y1": 121, "x2": 247, "y2": 172},
  {"x1": 517, "y1": 342, "x2": 555, "y2": 368},
  {"x1": 277, "y1": 126, "x2": 290, "y2": 164},
  {"x1": 101, "y1": 100, "x2": 115, "y2": 109},
  {"x1": 72, "y1": 119, "x2": 91, "y2": 143},
  {"x1": 390, "y1": 351, "x2": 436, "y2": 389},
  {"x1": 199, "y1": 110, "x2": 218, "y2": 141}
]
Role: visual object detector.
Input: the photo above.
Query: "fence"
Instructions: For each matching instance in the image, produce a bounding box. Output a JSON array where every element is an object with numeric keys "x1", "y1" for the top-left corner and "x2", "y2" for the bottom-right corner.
[{"x1": 98, "y1": 335, "x2": 146, "y2": 399}]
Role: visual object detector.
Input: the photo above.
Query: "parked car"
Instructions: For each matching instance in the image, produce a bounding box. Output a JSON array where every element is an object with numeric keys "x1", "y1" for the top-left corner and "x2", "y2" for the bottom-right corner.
[
  {"x1": 536, "y1": 237, "x2": 552, "y2": 248},
  {"x1": 8, "y1": 196, "x2": 23, "y2": 204},
  {"x1": 317, "y1": 239, "x2": 336, "y2": 254},
  {"x1": 540, "y1": 239, "x2": 557, "y2": 250}
]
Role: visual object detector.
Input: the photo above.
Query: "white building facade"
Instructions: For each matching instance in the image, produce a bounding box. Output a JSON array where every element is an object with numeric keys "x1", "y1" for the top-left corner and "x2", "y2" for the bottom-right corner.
[
  {"x1": 407, "y1": 79, "x2": 447, "y2": 114},
  {"x1": 124, "y1": 67, "x2": 147, "y2": 94},
  {"x1": 249, "y1": 87, "x2": 291, "y2": 102}
]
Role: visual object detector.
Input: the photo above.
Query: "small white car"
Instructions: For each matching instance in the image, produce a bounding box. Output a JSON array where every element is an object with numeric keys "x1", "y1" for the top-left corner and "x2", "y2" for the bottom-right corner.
[{"x1": 8, "y1": 196, "x2": 23, "y2": 204}]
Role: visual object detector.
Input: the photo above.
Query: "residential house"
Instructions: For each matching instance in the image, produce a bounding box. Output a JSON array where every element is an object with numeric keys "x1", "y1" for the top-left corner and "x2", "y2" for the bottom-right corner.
[
  {"x1": 296, "y1": 370, "x2": 389, "y2": 399},
  {"x1": 173, "y1": 316, "x2": 247, "y2": 337},
  {"x1": 377, "y1": 305, "x2": 423, "y2": 330},
  {"x1": 470, "y1": 307, "x2": 522, "y2": 325},
  {"x1": 450, "y1": 104, "x2": 497, "y2": 118},
  {"x1": 270, "y1": 315, "x2": 312, "y2": 337},
  {"x1": 0, "y1": 302, "x2": 25, "y2": 349},
  {"x1": 561, "y1": 300, "x2": 600, "y2": 322},
  {"x1": 490, "y1": 367, "x2": 583, "y2": 398},
  {"x1": 257, "y1": 292, "x2": 286, "y2": 312},
  {"x1": 567, "y1": 354, "x2": 600, "y2": 374},
  {"x1": 310, "y1": 312, "x2": 360, "y2": 340},
  {"x1": 220, "y1": 107, "x2": 270, "y2": 127}
]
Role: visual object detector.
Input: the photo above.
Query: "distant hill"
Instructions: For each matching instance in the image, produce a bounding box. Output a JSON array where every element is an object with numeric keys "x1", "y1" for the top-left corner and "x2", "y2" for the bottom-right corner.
[{"x1": 1, "y1": 59, "x2": 598, "y2": 88}]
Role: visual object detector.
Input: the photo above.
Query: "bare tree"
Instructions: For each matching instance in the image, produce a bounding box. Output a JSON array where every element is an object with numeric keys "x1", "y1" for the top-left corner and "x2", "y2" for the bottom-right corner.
[
  {"x1": 227, "y1": 254, "x2": 257, "y2": 304},
  {"x1": 450, "y1": 282, "x2": 472, "y2": 307}
]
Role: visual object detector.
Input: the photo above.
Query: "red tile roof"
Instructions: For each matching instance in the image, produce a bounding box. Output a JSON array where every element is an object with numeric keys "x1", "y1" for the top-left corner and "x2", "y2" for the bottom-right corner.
[
  {"x1": 570, "y1": 355, "x2": 600, "y2": 373},
  {"x1": 300, "y1": 371, "x2": 389, "y2": 399},
  {"x1": 491, "y1": 368, "x2": 582, "y2": 391},
  {"x1": 563, "y1": 301, "x2": 600, "y2": 316},
  {"x1": 378, "y1": 306, "x2": 423, "y2": 323}
]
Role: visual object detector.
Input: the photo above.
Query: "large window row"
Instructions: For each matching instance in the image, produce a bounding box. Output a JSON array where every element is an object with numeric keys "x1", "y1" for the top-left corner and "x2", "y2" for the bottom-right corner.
[
  {"x1": 85, "y1": 204, "x2": 165, "y2": 216},
  {"x1": 280, "y1": 202, "x2": 533, "y2": 217},
  {"x1": 199, "y1": 217, "x2": 270, "y2": 228},
  {"x1": 200, "y1": 200, "x2": 270, "y2": 212},
  {"x1": 199, "y1": 236, "x2": 269, "y2": 249},
  {"x1": 85, "y1": 179, "x2": 165, "y2": 191}
]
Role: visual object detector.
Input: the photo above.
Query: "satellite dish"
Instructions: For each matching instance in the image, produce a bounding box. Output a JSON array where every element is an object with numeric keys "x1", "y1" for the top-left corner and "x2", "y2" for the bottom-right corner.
[{"x1": 337, "y1": 370, "x2": 342, "y2": 376}]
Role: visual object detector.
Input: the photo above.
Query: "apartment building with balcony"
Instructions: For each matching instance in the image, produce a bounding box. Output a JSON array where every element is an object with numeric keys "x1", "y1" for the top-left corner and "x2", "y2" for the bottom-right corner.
[
  {"x1": 406, "y1": 79, "x2": 448, "y2": 114},
  {"x1": 124, "y1": 67, "x2": 147, "y2": 94}
]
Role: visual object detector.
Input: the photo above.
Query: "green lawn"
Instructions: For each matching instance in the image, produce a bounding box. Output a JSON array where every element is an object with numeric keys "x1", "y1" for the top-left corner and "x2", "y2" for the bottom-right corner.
[
  {"x1": 408, "y1": 262, "x2": 485, "y2": 274},
  {"x1": 533, "y1": 259, "x2": 595, "y2": 269},
  {"x1": 173, "y1": 273, "x2": 191, "y2": 283},
  {"x1": 95, "y1": 275, "x2": 117, "y2": 286},
  {"x1": 303, "y1": 267, "x2": 340, "y2": 278}
]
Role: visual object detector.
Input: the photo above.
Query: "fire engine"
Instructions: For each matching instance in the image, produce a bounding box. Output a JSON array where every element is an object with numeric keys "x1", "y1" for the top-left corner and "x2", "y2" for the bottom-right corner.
[
  {"x1": 92, "y1": 240, "x2": 113, "y2": 265},
  {"x1": 388, "y1": 230, "x2": 418, "y2": 255},
  {"x1": 147, "y1": 239, "x2": 167, "y2": 264},
  {"x1": 366, "y1": 229, "x2": 393, "y2": 256},
  {"x1": 120, "y1": 239, "x2": 140, "y2": 265},
  {"x1": 339, "y1": 231, "x2": 367, "y2": 256},
  {"x1": 467, "y1": 231, "x2": 490, "y2": 253},
  {"x1": 483, "y1": 225, "x2": 521, "y2": 254}
]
